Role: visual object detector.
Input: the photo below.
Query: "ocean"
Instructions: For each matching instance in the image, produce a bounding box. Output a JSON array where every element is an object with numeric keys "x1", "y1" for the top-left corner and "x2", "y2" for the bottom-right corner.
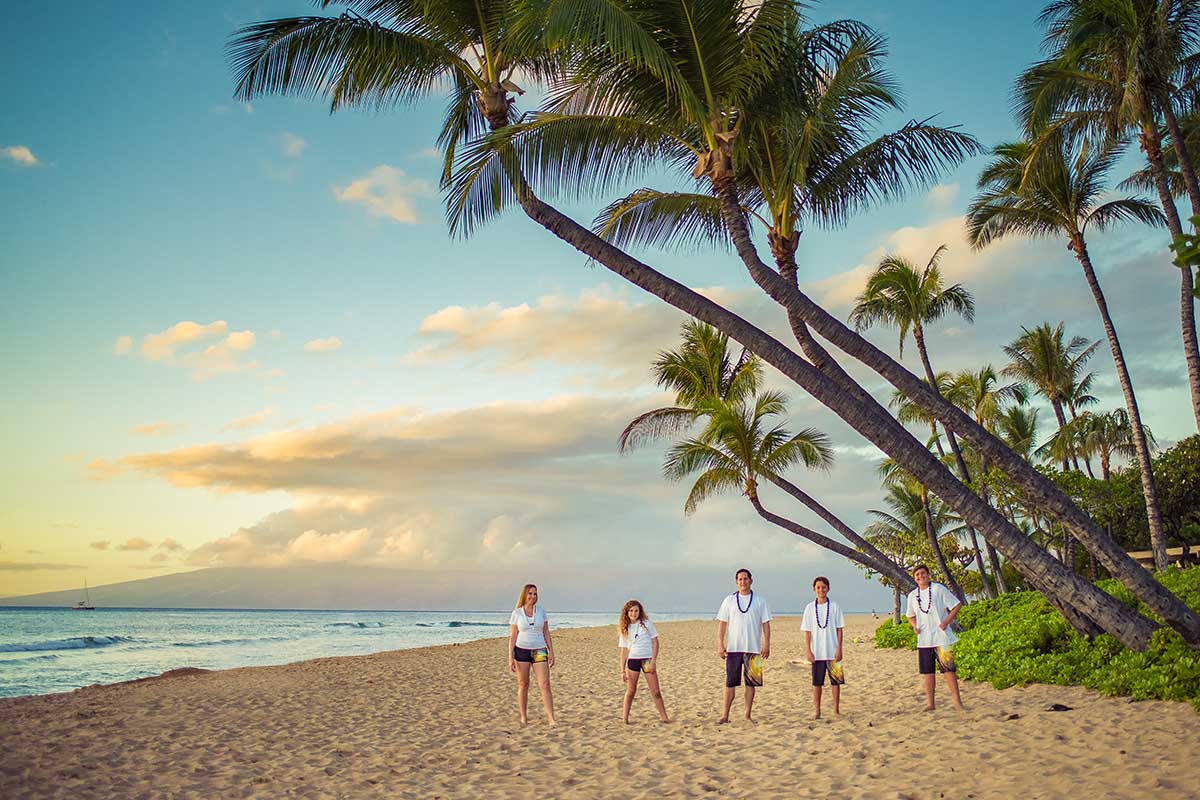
[{"x1": 0, "y1": 607, "x2": 709, "y2": 699}]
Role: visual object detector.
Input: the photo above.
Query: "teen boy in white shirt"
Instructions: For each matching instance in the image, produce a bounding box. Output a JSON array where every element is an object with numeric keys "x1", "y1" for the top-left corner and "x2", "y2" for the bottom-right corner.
[
  {"x1": 905, "y1": 564, "x2": 965, "y2": 711},
  {"x1": 801, "y1": 575, "x2": 845, "y2": 719},
  {"x1": 716, "y1": 568, "x2": 771, "y2": 723}
]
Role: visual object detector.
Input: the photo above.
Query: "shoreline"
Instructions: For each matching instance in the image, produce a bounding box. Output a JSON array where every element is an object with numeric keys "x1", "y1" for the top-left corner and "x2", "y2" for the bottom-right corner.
[{"x1": 3, "y1": 615, "x2": 1196, "y2": 799}]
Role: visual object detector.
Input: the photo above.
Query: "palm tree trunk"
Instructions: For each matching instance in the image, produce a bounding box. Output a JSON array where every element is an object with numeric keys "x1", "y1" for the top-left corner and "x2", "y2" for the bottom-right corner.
[
  {"x1": 1073, "y1": 237, "x2": 1169, "y2": 571},
  {"x1": 1140, "y1": 120, "x2": 1200, "y2": 431},
  {"x1": 1160, "y1": 95, "x2": 1200, "y2": 219},
  {"x1": 764, "y1": 473, "x2": 915, "y2": 592},
  {"x1": 1051, "y1": 400, "x2": 1071, "y2": 472},
  {"x1": 892, "y1": 585, "x2": 902, "y2": 626},
  {"x1": 745, "y1": 491, "x2": 913, "y2": 584},
  {"x1": 921, "y1": 488, "x2": 966, "y2": 601},
  {"x1": 702, "y1": 182, "x2": 1196, "y2": 645},
  {"x1": 979, "y1": 454, "x2": 1008, "y2": 595},
  {"x1": 516, "y1": 186, "x2": 1161, "y2": 649}
]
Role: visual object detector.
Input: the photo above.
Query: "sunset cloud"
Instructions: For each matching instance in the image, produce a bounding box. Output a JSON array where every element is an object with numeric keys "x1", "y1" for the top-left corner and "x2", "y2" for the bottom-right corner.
[
  {"x1": 118, "y1": 537, "x2": 154, "y2": 552},
  {"x1": 132, "y1": 320, "x2": 259, "y2": 380},
  {"x1": 89, "y1": 540, "x2": 110, "y2": 550},
  {"x1": 222, "y1": 408, "x2": 275, "y2": 432},
  {"x1": 131, "y1": 421, "x2": 185, "y2": 437},
  {"x1": 1, "y1": 145, "x2": 39, "y2": 167},
  {"x1": 159, "y1": 538, "x2": 184, "y2": 552},
  {"x1": 113, "y1": 336, "x2": 133, "y2": 356}
]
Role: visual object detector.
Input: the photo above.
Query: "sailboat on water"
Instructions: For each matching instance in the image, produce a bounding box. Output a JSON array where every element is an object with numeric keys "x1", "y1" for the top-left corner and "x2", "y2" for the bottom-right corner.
[{"x1": 72, "y1": 578, "x2": 95, "y2": 610}]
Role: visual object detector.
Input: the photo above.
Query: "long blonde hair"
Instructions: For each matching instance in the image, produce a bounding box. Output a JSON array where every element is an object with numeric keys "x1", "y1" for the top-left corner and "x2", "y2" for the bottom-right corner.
[
  {"x1": 618, "y1": 599, "x2": 649, "y2": 635},
  {"x1": 515, "y1": 583, "x2": 538, "y2": 609}
]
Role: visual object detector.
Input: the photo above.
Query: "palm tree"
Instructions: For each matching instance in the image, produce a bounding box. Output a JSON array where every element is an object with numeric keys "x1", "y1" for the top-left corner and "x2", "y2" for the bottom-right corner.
[
  {"x1": 969, "y1": 138, "x2": 1170, "y2": 571},
  {"x1": 949, "y1": 366, "x2": 1029, "y2": 594},
  {"x1": 621, "y1": 322, "x2": 916, "y2": 591},
  {"x1": 1076, "y1": 408, "x2": 1158, "y2": 481},
  {"x1": 1019, "y1": 0, "x2": 1200, "y2": 429},
  {"x1": 875, "y1": 460, "x2": 968, "y2": 601},
  {"x1": 236, "y1": 0, "x2": 1196, "y2": 647},
  {"x1": 998, "y1": 405, "x2": 1042, "y2": 463},
  {"x1": 662, "y1": 392, "x2": 902, "y2": 578},
  {"x1": 850, "y1": 245, "x2": 977, "y2": 477},
  {"x1": 866, "y1": 480, "x2": 973, "y2": 599}
]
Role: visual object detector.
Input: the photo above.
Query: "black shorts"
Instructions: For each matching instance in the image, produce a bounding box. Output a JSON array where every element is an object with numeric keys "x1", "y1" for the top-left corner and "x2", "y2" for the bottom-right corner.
[
  {"x1": 725, "y1": 652, "x2": 763, "y2": 688},
  {"x1": 626, "y1": 658, "x2": 654, "y2": 673},
  {"x1": 513, "y1": 646, "x2": 548, "y2": 663},
  {"x1": 918, "y1": 646, "x2": 955, "y2": 675},
  {"x1": 811, "y1": 660, "x2": 845, "y2": 687}
]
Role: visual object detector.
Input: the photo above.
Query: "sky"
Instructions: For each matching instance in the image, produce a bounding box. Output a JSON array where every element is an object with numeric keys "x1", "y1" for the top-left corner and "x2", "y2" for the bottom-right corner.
[{"x1": 0, "y1": 1, "x2": 1192, "y2": 611}]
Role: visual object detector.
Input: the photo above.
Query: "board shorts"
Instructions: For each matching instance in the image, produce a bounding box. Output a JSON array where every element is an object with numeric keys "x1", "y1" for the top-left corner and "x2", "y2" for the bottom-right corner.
[
  {"x1": 725, "y1": 652, "x2": 764, "y2": 687},
  {"x1": 811, "y1": 659, "x2": 845, "y2": 687},
  {"x1": 513, "y1": 646, "x2": 549, "y2": 663},
  {"x1": 918, "y1": 645, "x2": 955, "y2": 674},
  {"x1": 625, "y1": 658, "x2": 655, "y2": 673}
]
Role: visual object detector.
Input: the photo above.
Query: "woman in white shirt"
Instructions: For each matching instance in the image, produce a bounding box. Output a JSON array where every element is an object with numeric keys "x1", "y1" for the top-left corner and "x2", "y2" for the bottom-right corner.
[
  {"x1": 507, "y1": 583, "x2": 557, "y2": 726},
  {"x1": 617, "y1": 599, "x2": 670, "y2": 724}
]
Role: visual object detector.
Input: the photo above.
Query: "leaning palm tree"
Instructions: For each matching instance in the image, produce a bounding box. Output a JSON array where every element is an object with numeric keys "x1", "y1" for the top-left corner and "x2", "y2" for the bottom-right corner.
[
  {"x1": 622, "y1": 322, "x2": 916, "y2": 591},
  {"x1": 1019, "y1": 0, "x2": 1200, "y2": 428},
  {"x1": 866, "y1": 480, "x2": 971, "y2": 597},
  {"x1": 662, "y1": 392, "x2": 878, "y2": 572},
  {"x1": 969, "y1": 137, "x2": 1170, "y2": 571},
  {"x1": 237, "y1": 0, "x2": 1196, "y2": 647}
]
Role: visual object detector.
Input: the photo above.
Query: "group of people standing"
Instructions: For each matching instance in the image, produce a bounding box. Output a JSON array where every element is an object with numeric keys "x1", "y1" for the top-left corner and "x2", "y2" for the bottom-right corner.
[{"x1": 507, "y1": 565, "x2": 965, "y2": 726}]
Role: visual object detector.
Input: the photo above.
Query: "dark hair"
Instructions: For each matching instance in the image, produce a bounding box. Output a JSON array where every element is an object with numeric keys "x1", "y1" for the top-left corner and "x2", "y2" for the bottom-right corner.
[
  {"x1": 812, "y1": 576, "x2": 830, "y2": 589},
  {"x1": 735, "y1": 568, "x2": 752, "y2": 580},
  {"x1": 912, "y1": 564, "x2": 931, "y2": 576}
]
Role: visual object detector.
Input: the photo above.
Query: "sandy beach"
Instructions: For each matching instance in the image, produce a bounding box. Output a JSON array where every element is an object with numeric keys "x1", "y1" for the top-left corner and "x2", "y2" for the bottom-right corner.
[{"x1": 1, "y1": 614, "x2": 1196, "y2": 799}]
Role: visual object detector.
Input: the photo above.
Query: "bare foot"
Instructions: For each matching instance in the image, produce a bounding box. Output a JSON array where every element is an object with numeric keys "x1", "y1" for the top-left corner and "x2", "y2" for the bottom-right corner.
[
  {"x1": 744, "y1": 716, "x2": 757, "y2": 724},
  {"x1": 923, "y1": 705, "x2": 936, "y2": 712},
  {"x1": 954, "y1": 703, "x2": 966, "y2": 711},
  {"x1": 717, "y1": 717, "x2": 730, "y2": 725},
  {"x1": 812, "y1": 712, "x2": 821, "y2": 720},
  {"x1": 659, "y1": 717, "x2": 672, "y2": 724},
  {"x1": 547, "y1": 718, "x2": 558, "y2": 727},
  {"x1": 621, "y1": 717, "x2": 630, "y2": 725},
  {"x1": 519, "y1": 717, "x2": 528, "y2": 725}
]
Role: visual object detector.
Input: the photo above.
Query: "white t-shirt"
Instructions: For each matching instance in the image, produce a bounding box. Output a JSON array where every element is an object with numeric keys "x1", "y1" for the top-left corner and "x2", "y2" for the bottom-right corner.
[
  {"x1": 509, "y1": 605, "x2": 548, "y2": 649},
  {"x1": 617, "y1": 619, "x2": 658, "y2": 660},
  {"x1": 800, "y1": 598, "x2": 844, "y2": 661},
  {"x1": 906, "y1": 583, "x2": 961, "y2": 648},
  {"x1": 716, "y1": 592, "x2": 772, "y2": 653}
]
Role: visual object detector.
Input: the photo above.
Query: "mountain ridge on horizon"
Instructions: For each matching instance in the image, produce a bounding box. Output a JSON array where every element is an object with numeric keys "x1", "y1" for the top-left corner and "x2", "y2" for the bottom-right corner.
[{"x1": 0, "y1": 562, "x2": 892, "y2": 612}]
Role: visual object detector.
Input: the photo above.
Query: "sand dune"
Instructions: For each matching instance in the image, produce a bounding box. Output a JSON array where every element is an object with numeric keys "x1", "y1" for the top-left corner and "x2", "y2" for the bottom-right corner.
[{"x1": 1, "y1": 615, "x2": 1196, "y2": 799}]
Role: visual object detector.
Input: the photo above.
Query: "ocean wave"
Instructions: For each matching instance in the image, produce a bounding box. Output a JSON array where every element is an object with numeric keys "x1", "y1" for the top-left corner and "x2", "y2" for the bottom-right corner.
[
  {"x1": 324, "y1": 622, "x2": 386, "y2": 628},
  {"x1": 0, "y1": 635, "x2": 134, "y2": 653},
  {"x1": 415, "y1": 621, "x2": 508, "y2": 629},
  {"x1": 171, "y1": 636, "x2": 292, "y2": 648}
]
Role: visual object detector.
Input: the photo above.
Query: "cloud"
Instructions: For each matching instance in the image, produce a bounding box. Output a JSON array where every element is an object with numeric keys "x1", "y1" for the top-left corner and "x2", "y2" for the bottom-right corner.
[
  {"x1": 89, "y1": 541, "x2": 111, "y2": 550},
  {"x1": 281, "y1": 132, "x2": 307, "y2": 159},
  {"x1": 924, "y1": 183, "x2": 959, "y2": 210},
  {"x1": 2, "y1": 145, "x2": 39, "y2": 167},
  {"x1": 113, "y1": 336, "x2": 133, "y2": 356},
  {"x1": 159, "y1": 538, "x2": 184, "y2": 552},
  {"x1": 150, "y1": 553, "x2": 169, "y2": 563},
  {"x1": 332, "y1": 165, "x2": 430, "y2": 223},
  {"x1": 403, "y1": 285, "x2": 771, "y2": 389},
  {"x1": 223, "y1": 408, "x2": 275, "y2": 432},
  {"x1": 133, "y1": 321, "x2": 258, "y2": 380},
  {"x1": 131, "y1": 421, "x2": 185, "y2": 437},
  {"x1": 117, "y1": 537, "x2": 154, "y2": 552},
  {"x1": 0, "y1": 561, "x2": 84, "y2": 571},
  {"x1": 303, "y1": 337, "x2": 342, "y2": 353}
]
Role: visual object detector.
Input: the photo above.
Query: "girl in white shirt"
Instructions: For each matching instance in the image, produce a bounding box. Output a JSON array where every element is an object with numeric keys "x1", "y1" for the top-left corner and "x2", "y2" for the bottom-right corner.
[
  {"x1": 617, "y1": 599, "x2": 670, "y2": 724},
  {"x1": 507, "y1": 583, "x2": 557, "y2": 726}
]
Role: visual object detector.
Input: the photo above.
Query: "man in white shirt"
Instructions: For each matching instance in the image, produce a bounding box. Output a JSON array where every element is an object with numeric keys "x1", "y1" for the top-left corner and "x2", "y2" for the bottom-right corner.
[
  {"x1": 716, "y1": 568, "x2": 771, "y2": 723},
  {"x1": 905, "y1": 564, "x2": 965, "y2": 711},
  {"x1": 801, "y1": 575, "x2": 845, "y2": 719}
]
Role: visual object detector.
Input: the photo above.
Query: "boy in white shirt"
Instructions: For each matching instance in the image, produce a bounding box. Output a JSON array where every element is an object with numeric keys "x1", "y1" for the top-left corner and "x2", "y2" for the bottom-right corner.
[
  {"x1": 716, "y1": 568, "x2": 772, "y2": 723},
  {"x1": 801, "y1": 575, "x2": 844, "y2": 719},
  {"x1": 905, "y1": 564, "x2": 965, "y2": 711}
]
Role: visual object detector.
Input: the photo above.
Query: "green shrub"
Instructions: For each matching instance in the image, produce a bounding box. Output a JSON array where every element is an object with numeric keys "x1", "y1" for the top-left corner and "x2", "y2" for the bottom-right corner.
[{"x1": 873, "y1": 568, "x2": 1200, "y2": 712}]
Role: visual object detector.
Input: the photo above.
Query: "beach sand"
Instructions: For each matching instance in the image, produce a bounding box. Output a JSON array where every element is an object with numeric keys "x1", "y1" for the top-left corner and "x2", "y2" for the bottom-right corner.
[{"x1": 1, "y1": 615, "x2": 1197, "y2": 799}]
